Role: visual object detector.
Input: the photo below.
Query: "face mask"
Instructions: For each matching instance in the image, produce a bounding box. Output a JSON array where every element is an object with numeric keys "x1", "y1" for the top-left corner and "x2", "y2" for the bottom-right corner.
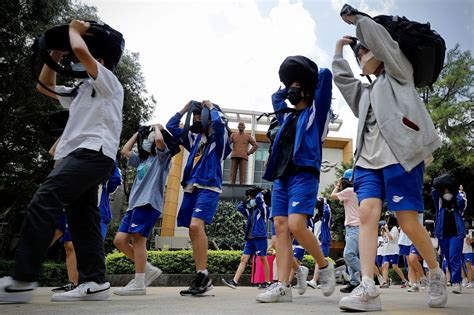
[
  {"x1": 287, "y1": 87, "x2": 303, "y2": 105},
  {"x1": 443, "y1": 193, "x2": 453, "y2": 201},
  {"x1": 249, "y1": 199, "x2": 257, "y2": 208},
  {"x1": 71, "y1": 62, "x2": 86, "y2": 72},
  {"x1": 360, "y1": 51, "x2": 382, "y2": 75},
  {"x1": 141, "y1": 139, "x2": 153, "y2": 153},
  {"x1": 190, "y1": 121, "x2": 204, "y2": 134}
]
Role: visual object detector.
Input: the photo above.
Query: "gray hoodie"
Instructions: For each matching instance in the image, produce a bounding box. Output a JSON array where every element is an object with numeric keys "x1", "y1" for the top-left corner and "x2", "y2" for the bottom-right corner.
[{"x1": 332, "y1": 15, "x2": 441, "y2": 172}]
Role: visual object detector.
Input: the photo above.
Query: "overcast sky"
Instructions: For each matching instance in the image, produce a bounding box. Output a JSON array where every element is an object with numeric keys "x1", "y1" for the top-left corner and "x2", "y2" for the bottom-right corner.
[{"x1": 83, "y1": 0, "x2": 473, "y2": 146}]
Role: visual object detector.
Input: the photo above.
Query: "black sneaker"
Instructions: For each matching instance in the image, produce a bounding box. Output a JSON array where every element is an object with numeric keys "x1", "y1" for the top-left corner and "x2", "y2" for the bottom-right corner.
[
  {"x1": 180, "y1": 272, "x2": 213, "y2": 296},
  {"x1": 51, "y1": 282, "x2": 77, "y2": 292},
  {"x1": 340, "y1": 283, "x2": 358, "y2": 293},
  {"x1": 221, "y1": 278, "x2": 238, "y2": 289},
  {"x1": 258, "y1": 282, "x2": 271, "y2": 290}
]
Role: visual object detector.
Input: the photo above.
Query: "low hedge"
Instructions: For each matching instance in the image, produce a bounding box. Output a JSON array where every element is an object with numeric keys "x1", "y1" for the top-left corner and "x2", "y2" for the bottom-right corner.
[{"x1": 0, "y1": 259, "x2": 68, "y2": 286}]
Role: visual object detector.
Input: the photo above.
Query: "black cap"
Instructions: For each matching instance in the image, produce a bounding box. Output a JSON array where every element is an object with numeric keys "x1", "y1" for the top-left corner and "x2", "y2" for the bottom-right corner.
[{"x1": 278, "y1": 55, "x2": 319, "y2": 94}]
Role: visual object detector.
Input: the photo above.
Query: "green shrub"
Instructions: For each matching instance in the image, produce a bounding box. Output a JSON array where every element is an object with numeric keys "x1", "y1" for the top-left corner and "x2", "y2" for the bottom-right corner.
[{"x1": 0, "y1": 259, "x2": 67, "y2": 286}]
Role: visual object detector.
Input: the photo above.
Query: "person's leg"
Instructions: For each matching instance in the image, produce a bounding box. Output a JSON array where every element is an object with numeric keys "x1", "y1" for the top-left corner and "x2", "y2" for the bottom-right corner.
[
  {"x1": 233, "y1": 254, "x2": 250, "y2": 283},
  {"x1": 114, "y1": 232, "x2": 134, "y2": 261},
  {"x1": 289, "y1": 214, "x2": 327, "y2": 268},
  {"x1": 448, "y1": 237, "x2": 463, "y2": 285},
  {"x1": 274, "y1": 216, "x2": 292, "y2": 285},
  {"x1": 132, "y1": 234, "x2": 147, "y2": 274},
  {"x1": 189, "y1": 217, "x2": 208, "y2": 271},
  {"x1": 50, "y1": 230, "x2": 64, "y2": 247},
  {"x1": 63, "y1": 241, "x2": 78, "y2": 285},
  {"x1": 259, "y1": 256, "x2": 271, "y2": 283},
  {"x1": 344, "y1": 226, "x2": 361, "y2": 286},
  {"x1": 392, "y1": 264, "x2": 407, "y2": 282},
  {"x1": 409, "y1": 253, "x2": 425, "y2": 281},
  {"x1": 466, "y1": 261, "x2": 473, "y2": 284},
  {"x1": 239, "y1": 158, "x2": 247, "y2": 185},
  {"x1": 381, "y1": 261, "x2": 389, "y2": 284},
  {"x1": 359, "y1": 199, "x2": 383, "y2": 280},
  {"x1": 229, "y1": 158, "x2": 238, "y2": 185}
]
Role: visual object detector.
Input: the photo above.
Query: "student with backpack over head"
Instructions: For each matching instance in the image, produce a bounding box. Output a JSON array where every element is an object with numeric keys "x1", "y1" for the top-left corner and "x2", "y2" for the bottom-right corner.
[{"x1": 333, "y1": 3, "x2": 445, "y2": 311}]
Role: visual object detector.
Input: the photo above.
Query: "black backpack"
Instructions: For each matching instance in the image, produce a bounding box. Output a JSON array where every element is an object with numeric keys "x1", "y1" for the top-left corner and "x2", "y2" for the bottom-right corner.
[
  {"x1": 372, "y1": 15, "x2": 446, "y2": 88},
  {"x1": 340, "y1": 4, "x2": 446, "y2": 88}
]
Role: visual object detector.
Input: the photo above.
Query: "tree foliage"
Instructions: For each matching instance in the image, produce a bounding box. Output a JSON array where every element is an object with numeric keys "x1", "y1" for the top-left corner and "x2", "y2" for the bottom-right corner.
[
  {"x1": 0, "y1": 0, "x2": 154, "y2": 257},
  {"x1": 206, "y1": 201, "x2": 246, "y2": 250},
  {"x1": 423, "y1": 45, "x2": 474, "y2": 221}
]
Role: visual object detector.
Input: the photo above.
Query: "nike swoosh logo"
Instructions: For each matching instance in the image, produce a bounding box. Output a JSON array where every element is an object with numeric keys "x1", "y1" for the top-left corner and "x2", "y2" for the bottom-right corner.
[
  {"x1": 86, "y1": 286, "x2": 110, "y2": 295},
  {"x1": 5, "y1": 286, "x2": 34, "y2": 293}
]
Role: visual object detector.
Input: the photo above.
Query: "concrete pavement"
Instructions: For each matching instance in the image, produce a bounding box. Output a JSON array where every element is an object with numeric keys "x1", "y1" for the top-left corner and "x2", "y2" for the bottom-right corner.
[{"x1": 1, "y1": 285, "x2": 473, "y2": 314}]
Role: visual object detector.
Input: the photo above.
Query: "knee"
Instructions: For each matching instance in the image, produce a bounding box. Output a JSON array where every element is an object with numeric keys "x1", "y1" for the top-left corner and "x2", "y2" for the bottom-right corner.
[
  {"x1": 64, "y1": 242, "x2": 74, "y2": 254},
  {"x1": 189, "y1": 222, "x2": 205, "y2": 238},
  {"x1": 274, "y1": 218, "x2": 288, "y2": 234},
  {"x1": 113, "y1": 234, "x2": 126, "y2": 248},
  {"x1": 241, "y1": 255, "x2": 250, "y2": 264}
]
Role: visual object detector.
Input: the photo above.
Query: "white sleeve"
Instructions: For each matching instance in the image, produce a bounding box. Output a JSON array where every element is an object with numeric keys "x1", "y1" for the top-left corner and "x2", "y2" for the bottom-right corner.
[
  {"x1": 90, "y1": 63, "x2": 122, "y2": 98},
  {"x1": 55, "y1": 86, "x2": 75, "y2": 108}
]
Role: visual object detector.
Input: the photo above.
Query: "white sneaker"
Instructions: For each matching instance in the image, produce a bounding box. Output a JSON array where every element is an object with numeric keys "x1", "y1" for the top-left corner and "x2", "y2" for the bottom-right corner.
[
  {"x1": 318, "y1": 262, "x2": 336, "y2": 296},
  {"x1": 338, "y1": 280, "x2": 382, "y2": 311},
  {"x1": 113, "y1": 281, "x2": 146, "y2": 296},
  {"x1": 256, "y1": 282, "x2": 292, "y2": 303},
  {"x1": 377, "y1": 275, "x2": 384, "y2": 286},
  {"x1": 452, "y1": 283, "x2": 462, "y2": 294},
  {"x1": 306, "y1": 279, "x2": 318, "y2": 289},
  {"x1": 51, "y1": 282, "x2": 110, "y2": 302},
  {"x1": 408, "y1": 283, "x2": 420, "y2": 292},
  {"x1": 461, "y1": 278, "x2": 468, "y2": 287},
  {"x1": 145, "y1": 264, "x2": 163, "y2": 287},
  {"x1": 466, "y1": 282, "x2": 473, "y2": 289},
  {"x1": 428, "y1": 270, "x2": 447, "y2": 308},
  {"x1": 0, "y1": 276, "x2": 37, "y2": 303},
  {"x1": 419, "y1": 276, "x2": 428, "y2": 291},
  {"x1": 295, "y1": 266, "x2": 308, "y2": 295}
]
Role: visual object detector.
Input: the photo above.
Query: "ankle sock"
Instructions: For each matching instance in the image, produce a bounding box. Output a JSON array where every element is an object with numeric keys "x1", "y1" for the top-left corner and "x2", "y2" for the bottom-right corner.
[
  {"x1": 135, "y1": 273, "x2": 145, "y2": 286},
  {"x1": 362, "y1": 276, "x2": 375, "y2": 285},
  {"x1": 197, "y1": 269, "x2": 209, "y2": 276}
]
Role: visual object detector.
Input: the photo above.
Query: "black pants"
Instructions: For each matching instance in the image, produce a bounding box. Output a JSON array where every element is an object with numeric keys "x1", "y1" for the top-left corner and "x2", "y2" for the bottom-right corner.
[{"x1": 14, "y1": 148, "x2": 114, "y2": 284}]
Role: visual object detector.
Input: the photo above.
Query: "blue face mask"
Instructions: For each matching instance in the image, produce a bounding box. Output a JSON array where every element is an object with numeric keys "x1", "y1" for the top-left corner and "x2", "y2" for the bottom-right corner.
[
  {"x1": 71, "y1": 63, "x2": 86, "y2": 72},
  {"x1": 249, "y1": 199, "x2": 257, "y2": 208},
  {"x1": 141, "y1": 139, "x2": 153, "y2": 153}
]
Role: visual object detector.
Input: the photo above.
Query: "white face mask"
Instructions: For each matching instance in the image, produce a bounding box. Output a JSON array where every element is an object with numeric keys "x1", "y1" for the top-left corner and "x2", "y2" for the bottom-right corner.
[
  {"x1": 360, "y1": 51, "x2": 382, "y2": 75},
  {"x1": 71, "y1": 62, "x2": 86, "y2": 72},
  {"x1": 249, "y1": 199, "x2": 257, "y2": 208},
  {"x1": 443, "y1": 193, "x2": 453, "y2": 201},
  {"x1": 141, "y1": 131, "x2": 155, "y2": 153}
]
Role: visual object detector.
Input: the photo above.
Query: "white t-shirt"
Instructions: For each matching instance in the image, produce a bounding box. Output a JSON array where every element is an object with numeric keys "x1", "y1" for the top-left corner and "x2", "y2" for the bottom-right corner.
[
  {"x1": 462, "y1": 237, "x2": 473, "y2": 254},
  {"x1": 54, "y1": 63, "x2": 124, "y2": 161},
  {"x1": 383, "y1": 226, "x2": 400, "y2": 256},
  {"x1": 377, "y1": 236, "x2": 385, "y2": 256},
  {"x1": 398, "y1": 213, "x2": 423, "y2": 246}
]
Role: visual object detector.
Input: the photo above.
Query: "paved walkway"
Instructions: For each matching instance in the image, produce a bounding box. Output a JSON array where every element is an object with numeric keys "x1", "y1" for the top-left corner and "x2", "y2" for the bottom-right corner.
[{"x1": 2, "y1": 285, "x2": 473, "y2": 314}]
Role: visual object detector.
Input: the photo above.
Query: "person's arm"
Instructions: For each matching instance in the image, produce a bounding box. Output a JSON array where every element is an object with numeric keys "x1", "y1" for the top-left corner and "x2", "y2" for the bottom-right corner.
[
  {"x1": 237, "y1": 201, "x2": 250, "y2": 218},
  {"x1": 385, "y1": 225, "x2": 395, "y2": 241},
  {"x1": 107, "y1": 164, "x2": 122, "y2": 194},
  {"x1": 69, "y1": 20, "x2": 99, "y2": 79},
  {"x1": 332, "y1": 37, "x2": 367, "y2": 118},
  {"x1": 247, "y1": 135, "x2": 259, "y2": 156},
  {"x1": 314, "y1": 68, "x2": 333, "y2": 128},
  {"x1": 342, "y1": 13, "x2": 412, "y2": 83},
  {"x1": 48, "y1": 137, "x2": 61, "y2": 157},
  {"x1": 36, "y1": 51, "x2": 65, "y2": 99},
  {"x1": 121, "y1": 132, "x2": 138, "y2": 159},
  {"x1": 166, "y1": 102, "x2": 193, "y2": 151},
  {"x1": 271, "y1": 87, "x2": 290, "y2": 125},
  {"x1": 456, "y1": 191, "x2": 467, "y2": 215},
  {"x1": 153, "y1": 124, "x2": 166, "y2": 152},
  {"x1": 330, "y1": 178, "x2": 342, "y2": 200}
]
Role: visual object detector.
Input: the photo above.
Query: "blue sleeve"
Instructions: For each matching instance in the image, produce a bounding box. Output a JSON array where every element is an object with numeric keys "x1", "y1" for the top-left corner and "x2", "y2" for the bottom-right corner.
[
  {"x1": 457, "y1": 192, "x2": 467, "y2": 215},
  {"x1": 314, "y1": 68, "x2": 333, "y2": 131},
  {"x1": 431, "y1": 188, "x2": 441, "y2": 215},
  {"x1": 128, "y1": 152, "x2": 140, "y2": 168},
  {"x1": 166, "y1": 113, "x2": 193, "y2": 151},
  {"x1": 255, "y1": 193, "x2": 269, "y2": 222},
  {"x1": 271, "y1": 87, "x2": 289, "y2": 125},
  {"x1": 210, "y1": 108, "x2": 225, "y2": 135},
  {"x1": 237, "y1": 201, "x2": 250, "y2": 218},
  {"x1": 107, "y1": 165, "x2": 122, "y2": 194},
  {"x1": 210, "y1": 108, "x2": 231, "y2": 160},
  {"x1": 323, "y1": 202, "x2": 331, "y2": 221}
]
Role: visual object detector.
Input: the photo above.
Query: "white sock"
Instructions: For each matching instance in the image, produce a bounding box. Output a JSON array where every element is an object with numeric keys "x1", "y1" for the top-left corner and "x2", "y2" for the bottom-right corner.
[
  {"x1": 197, "y1": 269, "x2": 208, "y2": 276},
  {"x1": 429, "y1": 266, "x2": 442, "y2": 275},
  {"x1": 362, "y1": 276, "x2": 375, "y2": 285},
  {"x1": 135, "y1": 273, "x2": 145, "y2": 286}
]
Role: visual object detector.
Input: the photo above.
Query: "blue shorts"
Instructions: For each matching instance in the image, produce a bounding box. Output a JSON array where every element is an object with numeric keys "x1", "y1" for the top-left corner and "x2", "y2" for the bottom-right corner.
[
  {"x1": 409, "y1": 245, "x2": 420, "y2": 256},
  {"x1": 382, "y1": 254, "x2": 399, "y2": 265},
  {"x1": 118, "y1": 204, "x2": 160, "y2": 238},
  {"x1": 177, "y1": 188, "x2": 220, "y2": 227},
  {"x1": 56, "y1": 212, "x2": 72, "y2": 242},
  {"x1": 399, "y1": 245, "x2": 411, "y2": 256},
  {"x1": 293, "y1": 247, "x2": 305, "y2": 261},
  {"x1": 376, "y1": 255, "x2": 383, "y2": 267},
  {"x1": 353, "y1": 163, "x2": 424, "y2": 212},
  {"x1": 271, "y1": 172, "x2": 318, "y2": 217},
  {"x1": 463, "y1": 253, "x2": 474, "y2": 263},
  {"x1": 243, "y1": 238, "x2": 268, "y2": 256}
]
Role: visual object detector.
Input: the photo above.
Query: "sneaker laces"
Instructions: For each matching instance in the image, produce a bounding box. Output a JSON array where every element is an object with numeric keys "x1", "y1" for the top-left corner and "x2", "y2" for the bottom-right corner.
[
  {"x1": 265, "y1": 282, "x2": 281, "y2": 292},
  {"x1": 351, "y1": 281, "x2": 378, "y2": 298},
  {"x1": 429, "y1": 273, "x2": 443, "y2": 296}
]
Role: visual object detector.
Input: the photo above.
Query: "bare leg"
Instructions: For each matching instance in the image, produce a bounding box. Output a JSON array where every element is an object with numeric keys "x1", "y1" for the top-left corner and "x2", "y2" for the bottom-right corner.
[
  {"x1": 189, "y1": 218, "x2": 208, "y2": 271},
  {"x1": 114, "y1": 232, "x2": 135, "y2": 260},
  {"x1": 358, "y1": 198, "x2": 383, "y2": 279},
  {"x1": 64, "y1": 241, "x2": 78, "y2": 284},
  {"x1": 274, "y1": 216, "x2": 292, "y2": 285},
  {"x1": 392, "y1": 264, "x2": 407, "y2": 282},
  {"x1": 289, "y1": 214, "x2": 327, "y2": 267},
  {"x1": 233, "y1": 254, "x2": 250, "y2": 283},
  {"x1": 132, "y1": 234, "x2": 148, "y2": 273},
  {"x1": 259, "y1": 256, "x2": 271, "y2": 283}
]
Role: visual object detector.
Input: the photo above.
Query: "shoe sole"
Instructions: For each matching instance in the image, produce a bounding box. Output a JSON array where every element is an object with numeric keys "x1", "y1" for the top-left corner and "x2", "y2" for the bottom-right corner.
[
  {"x1": 307, "y1": 282, "x2": 317, "y2": 289},
  {"x1": 429, "y1": 296, "x2": 447, "y2": 308},
  {"x1": 339, "y1": 300, "x2": 382, "y2": 311},
  {"x1": 145, "y1": 268, "x2": 163, "y2": 287},
  {"x1": 180, "y1": 285, "x2": 214, "y2": 296},
  {"x1": 256, "y1": 296, "x2": 292, "y2": 303},
  {"x1": 0, "y1": 291, "x2": 33, "y2": 303},
  {"x1": 113, "y1": 289, "x2": 146, "y2": 296},
  {"x1": 51, "y1": 290, "x2": 110, "y2": 302}
]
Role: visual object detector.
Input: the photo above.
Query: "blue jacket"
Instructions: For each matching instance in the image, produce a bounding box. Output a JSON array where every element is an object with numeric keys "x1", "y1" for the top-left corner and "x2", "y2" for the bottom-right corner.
[
  {"x1": 99, "y1": 163, "x2": 122, "y2": 238},
  {"x1": 319, "y1": 201, "x2": 332, "y2": 246},
  {"x1": 237, "y1": 192, "x2": 269, "y2": 239},
  {"x1": 167, "y1": 108, "x2": 231, "y2": 189},
  {"x1": 433, "y1": 189, "x2": 467, "y2": 240},
  {"x1": 263, "y1": 68, "x2": 333, "y2": 182}
]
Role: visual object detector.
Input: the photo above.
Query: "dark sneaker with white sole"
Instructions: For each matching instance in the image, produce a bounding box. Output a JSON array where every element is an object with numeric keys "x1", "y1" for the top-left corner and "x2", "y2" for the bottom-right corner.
[
  {"x1": 50, "y1": 281, "x2": 110, "y2": 302},
  {"x1": 222, "y1": 278, "x2": 238, "y2": 289},
  {"x1": 52, "y1": 282, "x2": 77, "y2": 292},
  {"x1": 180, "y1": 272, "x2": 213, "y2": 296}
]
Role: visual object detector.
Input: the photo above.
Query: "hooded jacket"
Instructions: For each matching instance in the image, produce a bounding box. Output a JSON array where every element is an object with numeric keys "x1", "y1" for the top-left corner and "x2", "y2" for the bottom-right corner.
[
  {"x1": 237, "y1": 192, "x2": 269, "y2": 240},
  {"x1": 433, "y1": 189, "x2": 467, "y2": 240}
]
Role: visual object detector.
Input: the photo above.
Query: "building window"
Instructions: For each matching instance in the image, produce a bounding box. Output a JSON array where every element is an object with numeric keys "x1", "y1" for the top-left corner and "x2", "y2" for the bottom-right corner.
[{"x1": 253, "y1": 142, "x2": 272, "y2": 189}]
